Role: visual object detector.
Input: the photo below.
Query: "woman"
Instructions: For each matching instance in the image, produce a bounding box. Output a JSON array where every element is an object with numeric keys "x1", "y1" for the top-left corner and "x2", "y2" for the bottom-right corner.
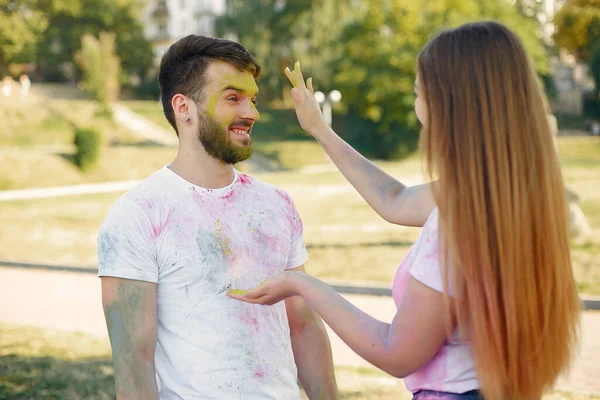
[{"x1": 228, "y1": 21, "x2": 580, "y2": 400}]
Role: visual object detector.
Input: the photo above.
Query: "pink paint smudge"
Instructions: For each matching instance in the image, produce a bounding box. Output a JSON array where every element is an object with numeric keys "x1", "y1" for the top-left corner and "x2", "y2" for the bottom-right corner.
[
  {"x1": 275, "y1": 189, "x2": 289, "y2": 203},
  {"x1": 222, "y1": 189, "x2": 237, "y2": 202},
  {"x1": 391, "y1": 248, "x2": 413, "y2": 308},
  {"x1": 240, "y1": 308, "x2": 259, "y2": 333},
  {"x1": 150, "y1": 210, "x2": 173, "y2": 241},
  {"x1": 257, "y1": 230, "x2": 280, "y2": 253},
  {"x1": 406, "y1": 345, "x2": 448, "y2": 391},
  {"x1": 138, "y1": 199, "x2": 156, "y2": 211},
  {"x1": 239, "y1": 174, "x2": 251, "y2": 186},
  {"x1": 252, "y1": 370, "x2": 265, "y2": 379}
]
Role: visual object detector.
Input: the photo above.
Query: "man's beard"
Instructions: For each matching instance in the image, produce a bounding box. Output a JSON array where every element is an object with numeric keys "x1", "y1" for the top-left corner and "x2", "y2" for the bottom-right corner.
[{"x1": 197, "y1": 111, "x2": 253, "y2": 165}]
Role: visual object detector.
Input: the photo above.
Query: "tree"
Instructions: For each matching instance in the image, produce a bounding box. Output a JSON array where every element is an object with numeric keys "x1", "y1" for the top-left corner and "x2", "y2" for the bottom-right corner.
[
  {"x1": 76, "y1": 32, "x2": 120, "y2": 111},
  {"x1": 216, "y1": 0, "x2": 355, "y2": 101},
  {"x1": 554, "y1": 0, "x2": 600, "y2": 62},
  {"x1": 0, "y1": 0, "x2": 80, "y2": 75},
  {"x1": 333, "y1": 0, "x2": 548, "y2": 159},
  {"x1": 554, "y1": 0, "x2": 600, "y2": 118}
]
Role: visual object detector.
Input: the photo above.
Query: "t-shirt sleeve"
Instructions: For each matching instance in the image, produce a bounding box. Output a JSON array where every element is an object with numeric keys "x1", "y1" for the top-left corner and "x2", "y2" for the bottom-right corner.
[
  {"x1": 284, "y1": 194, "x2": 309, "y2": 270},
  {"x1": 409, "y1": 208, "x2": 455, "y2": 296},
  {"x1": 97, "y1": 196, "x2": 159, "y2": 283}
]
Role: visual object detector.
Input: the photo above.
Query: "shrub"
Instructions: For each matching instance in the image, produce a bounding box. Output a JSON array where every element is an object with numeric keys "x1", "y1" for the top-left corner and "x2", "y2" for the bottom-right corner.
[{"x1": 73, "y1": 127, "x2": 103, "y2": 170}]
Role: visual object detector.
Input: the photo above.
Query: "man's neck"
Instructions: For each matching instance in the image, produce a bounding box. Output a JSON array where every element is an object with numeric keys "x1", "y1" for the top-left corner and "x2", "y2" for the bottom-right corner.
[{"x1": 169, "y1": 145, "x2": 235, "y2": 189}]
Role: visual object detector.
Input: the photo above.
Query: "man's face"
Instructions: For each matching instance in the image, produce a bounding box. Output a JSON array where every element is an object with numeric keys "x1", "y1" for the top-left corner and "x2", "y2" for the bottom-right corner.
[{"x1": 196, "y1": 61, "x2": 260, "y2": 164}]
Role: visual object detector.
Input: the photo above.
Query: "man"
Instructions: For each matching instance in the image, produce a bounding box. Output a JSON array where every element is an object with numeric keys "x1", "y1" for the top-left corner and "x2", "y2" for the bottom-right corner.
[{"x1": 98, "y1": 35, "x2": 338, "y2": 399}]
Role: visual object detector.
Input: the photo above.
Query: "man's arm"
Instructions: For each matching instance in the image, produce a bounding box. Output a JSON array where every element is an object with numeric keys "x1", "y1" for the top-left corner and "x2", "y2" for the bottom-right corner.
[
  {"x1": 101, "y1": 276, "x2": 159, "y2": 400},
  {"x1": 285, "y1": 265, "x2": 339, "y2": 400}
]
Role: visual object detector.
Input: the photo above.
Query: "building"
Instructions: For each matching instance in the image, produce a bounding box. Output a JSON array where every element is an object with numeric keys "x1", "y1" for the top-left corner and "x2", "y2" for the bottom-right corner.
[{"x1": 141, "y1": 0, "x2": 226, "y2": 65}]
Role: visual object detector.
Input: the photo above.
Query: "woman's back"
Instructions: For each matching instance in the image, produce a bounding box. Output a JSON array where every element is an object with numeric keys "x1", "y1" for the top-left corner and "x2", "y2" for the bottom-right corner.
[{"x1": 417, "y1": 21, "x2": 581, "y2": 399}]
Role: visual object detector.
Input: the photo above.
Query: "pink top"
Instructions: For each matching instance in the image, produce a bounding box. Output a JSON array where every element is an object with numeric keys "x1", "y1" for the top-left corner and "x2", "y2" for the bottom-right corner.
[{"x1": 392, "y1": 208, "x2": 479, "y2": 394}]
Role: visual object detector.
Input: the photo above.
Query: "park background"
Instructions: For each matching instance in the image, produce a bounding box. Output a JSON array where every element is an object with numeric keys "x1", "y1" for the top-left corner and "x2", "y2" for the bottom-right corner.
[{"x1": 0, "y1": 0, "x2": 599, "y2": 398}]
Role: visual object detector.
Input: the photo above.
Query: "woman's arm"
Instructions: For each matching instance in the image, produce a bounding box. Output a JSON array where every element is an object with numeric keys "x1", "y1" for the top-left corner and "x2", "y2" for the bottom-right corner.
[
  {"x1": 228, "y1": 271, "x2": 449, "y2": 378},
  {"x1": 285, "y1": 63, "x2": 436, "y2": 227}
]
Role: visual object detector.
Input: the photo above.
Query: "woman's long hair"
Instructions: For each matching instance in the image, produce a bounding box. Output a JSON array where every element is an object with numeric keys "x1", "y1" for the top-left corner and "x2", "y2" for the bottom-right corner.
[{"x1": 417, "y1": 21, "x2": 580, "y2": 399}]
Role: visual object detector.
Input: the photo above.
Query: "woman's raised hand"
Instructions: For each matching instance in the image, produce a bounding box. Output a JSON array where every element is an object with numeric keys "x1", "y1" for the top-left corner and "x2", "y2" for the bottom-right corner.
[{"x1": 284, "y1": 61, "x2": 329, "y2": 138}]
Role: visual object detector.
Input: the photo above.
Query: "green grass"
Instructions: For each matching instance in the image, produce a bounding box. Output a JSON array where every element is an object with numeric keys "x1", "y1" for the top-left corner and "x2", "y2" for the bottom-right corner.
[
  {"x1": 0, "y1": 98, "x2": 74, "y2": 147},
  {"x1": 0, "y1": 88, "x2": 140, "y2": 150},
  {"x1": 1, "y1": 323, "x2": 594, "y2": 400},
  {"x1": 0, "y1": 324, "x2": 114, "y2": 399},
  {"x1": 0, "y1": 145, "x2": 177, "y2": 191}
]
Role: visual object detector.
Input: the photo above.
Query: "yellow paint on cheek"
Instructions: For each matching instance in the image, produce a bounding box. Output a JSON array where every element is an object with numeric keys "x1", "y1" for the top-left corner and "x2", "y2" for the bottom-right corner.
[{"x1": 206, "y1": 92, "x2": 219, "y2": 118}]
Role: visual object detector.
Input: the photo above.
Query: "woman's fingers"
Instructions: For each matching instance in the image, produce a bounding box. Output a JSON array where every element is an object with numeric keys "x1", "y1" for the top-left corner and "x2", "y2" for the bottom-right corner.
[
  {"x1": 284, "y1": 66, "x2": 296, "y2": 88},
  {"x1": 294, "y1": 61, "x2": 306, "y2": 91},
  {"x1": 307, "y1": 77, "x2": 314, "y2": 94},
  {"x1": 285, "y1": 61, "x2": 309, "y2": 93}
]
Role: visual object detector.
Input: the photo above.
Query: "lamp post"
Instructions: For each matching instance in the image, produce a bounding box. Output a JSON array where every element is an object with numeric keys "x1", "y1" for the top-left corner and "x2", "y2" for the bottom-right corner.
[{"x1": 314, "y1": 89, "x2": 342, "y2": 126}]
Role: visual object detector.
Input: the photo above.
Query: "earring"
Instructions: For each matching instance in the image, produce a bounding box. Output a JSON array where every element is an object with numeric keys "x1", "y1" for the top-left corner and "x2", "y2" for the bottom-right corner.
[{"x1": 185, "y1": 115, "x2": 191, "y2": 123}]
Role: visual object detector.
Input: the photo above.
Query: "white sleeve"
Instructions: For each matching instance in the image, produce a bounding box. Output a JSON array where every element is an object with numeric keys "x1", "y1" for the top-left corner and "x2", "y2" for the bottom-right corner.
[
  {"x1": 409, "y1": 209, "x2": 455, "y2": 296},
  {"x1": 97, "y1": 196, "x2": 159, "y2": 283},
  {"x1": 284, "y1": 194, "x2": 309, "y2": 270}
]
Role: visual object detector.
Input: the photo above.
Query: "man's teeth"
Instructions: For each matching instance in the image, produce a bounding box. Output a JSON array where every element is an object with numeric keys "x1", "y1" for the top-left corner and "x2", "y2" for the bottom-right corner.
[{"x1": 231, "y1": 128, "x2": 249, "y2": 136}]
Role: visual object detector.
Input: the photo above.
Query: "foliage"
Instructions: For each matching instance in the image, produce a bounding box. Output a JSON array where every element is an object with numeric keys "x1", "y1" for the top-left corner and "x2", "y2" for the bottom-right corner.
[
  {"x1": 0, "y1": 0, "x2": 59, "y2": 74},
  {"x1": 76, "y1": 32, "x2": 120, "y2": 111},
  {"x1": 333, "y1": 0, "x2": 547, "y2": 159},
  {"x1": 73, "y1": 126, "x2": 103, "y2": 170},
  {"x1": 134, "y1": 74, "x2": 161, "y2": 100},
  {"x1": 554, "y1": 0, "x2": 600, "y2": 62},
  {"x1": 216, "y1": 0, "x2": 355, "y2": 101},
  {"x1": 0, "y1": 0, "x2": 153, "y2": 82},
  {"x1": 554, "y1": 1, "x2": 600, "y2": 118}
]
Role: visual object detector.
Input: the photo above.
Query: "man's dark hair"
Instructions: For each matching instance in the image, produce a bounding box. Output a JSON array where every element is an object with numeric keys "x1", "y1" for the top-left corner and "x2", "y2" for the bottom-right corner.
[{"x1": 158, "y1": 35, "x2": 261, "y2": 134}]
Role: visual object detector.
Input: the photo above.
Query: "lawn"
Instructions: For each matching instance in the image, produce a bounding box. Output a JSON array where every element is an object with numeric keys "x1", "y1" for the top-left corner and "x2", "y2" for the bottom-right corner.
[{"x1": 0, "y1": 323, "x2": 595, "y2": 400}]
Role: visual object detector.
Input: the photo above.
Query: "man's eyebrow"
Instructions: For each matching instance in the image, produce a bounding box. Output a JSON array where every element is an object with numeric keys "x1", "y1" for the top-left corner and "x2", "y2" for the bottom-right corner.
[{"x1": 222, "y1": 85, "x2": 259, "y2": 96}]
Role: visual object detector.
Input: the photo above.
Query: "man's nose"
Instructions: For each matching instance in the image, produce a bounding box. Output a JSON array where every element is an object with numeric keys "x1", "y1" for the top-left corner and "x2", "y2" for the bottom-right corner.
[{"x1": 241, "y1": 101, "x2": 260, "y2": 121}]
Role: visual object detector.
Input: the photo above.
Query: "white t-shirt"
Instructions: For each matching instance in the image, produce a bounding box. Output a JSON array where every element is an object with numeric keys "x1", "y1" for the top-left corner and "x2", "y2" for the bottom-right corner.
[
  {"x1": 392, "y1": 208, "x2": 479, "y2": 394},
  {"x1": 98, "y1": 166, "x2": 308, "y2": 399}
]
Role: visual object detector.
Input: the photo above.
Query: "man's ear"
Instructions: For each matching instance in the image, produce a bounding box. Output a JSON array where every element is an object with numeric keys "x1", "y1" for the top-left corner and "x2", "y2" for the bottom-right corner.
[{"x1": 171, "y1": 94, "x2": 197, "y2": 126}]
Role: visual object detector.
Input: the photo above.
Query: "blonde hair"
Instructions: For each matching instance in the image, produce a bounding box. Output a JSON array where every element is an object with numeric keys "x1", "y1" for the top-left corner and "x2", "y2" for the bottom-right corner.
[{"x1": 418, "y1": 21, "x2": 580, "y2": 399}]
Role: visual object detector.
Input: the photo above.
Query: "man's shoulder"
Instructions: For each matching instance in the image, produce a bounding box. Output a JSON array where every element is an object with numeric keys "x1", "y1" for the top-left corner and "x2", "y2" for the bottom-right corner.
[
  {"x1": 239, "y1": 172, "x2": 292, "y2": 201},
  {"x1": 107, "y1": 168, "x2": 172, "y2": 215}
]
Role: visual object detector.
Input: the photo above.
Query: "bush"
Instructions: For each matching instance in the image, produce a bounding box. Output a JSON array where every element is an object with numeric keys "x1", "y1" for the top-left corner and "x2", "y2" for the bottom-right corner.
[
  {"x1": 134, "y1": 75, "x2": 161, "y2": 101},
  {"x1": 73, "y1": 127, "x2": 103, "y2": 171},
  {"x1": 340, "y1": 112, "x2": 420, "y2": 160}
]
